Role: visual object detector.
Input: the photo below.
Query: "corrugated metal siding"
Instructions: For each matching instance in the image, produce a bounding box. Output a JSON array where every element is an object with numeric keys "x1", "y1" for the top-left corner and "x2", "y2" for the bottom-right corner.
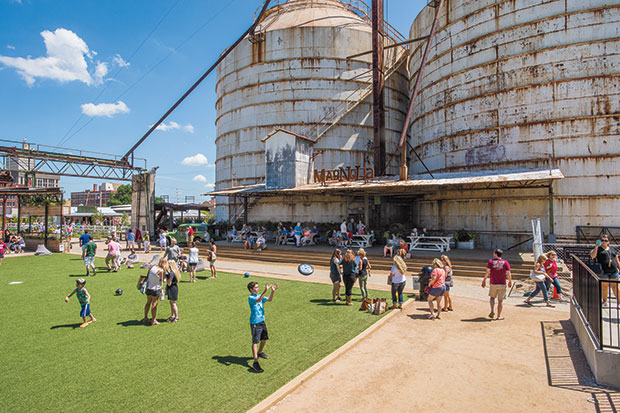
[
  {"x1": 407, "y1": 0, "x2": 620, "y2": 239},
  {"x1": 215, "y1": 0, "x2": 409, "y2": 221}
]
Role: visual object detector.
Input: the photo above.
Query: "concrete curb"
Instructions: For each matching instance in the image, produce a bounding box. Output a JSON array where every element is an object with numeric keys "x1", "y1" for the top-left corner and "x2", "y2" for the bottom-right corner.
[{"x1": 248, "y1": 297, "x2": 415, "y2": 413}]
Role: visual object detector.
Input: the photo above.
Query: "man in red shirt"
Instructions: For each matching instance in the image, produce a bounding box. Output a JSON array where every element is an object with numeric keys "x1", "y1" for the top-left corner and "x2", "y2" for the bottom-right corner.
[
  {"x1": 482, "y1": 249, "x2": 512, "y2": 320},
  {"x1": 187, "y1": 226, "x2": 194, "y2": 246}
]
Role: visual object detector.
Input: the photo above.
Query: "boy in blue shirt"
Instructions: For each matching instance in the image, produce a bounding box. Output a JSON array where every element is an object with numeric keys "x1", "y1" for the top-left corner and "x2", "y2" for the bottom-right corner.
[
  {"x1": 65, "y1": 278, "x2": 96, "y2": 328},
  {"x1": 247, "y1": 281, "x2": 278, "y2": 373}
]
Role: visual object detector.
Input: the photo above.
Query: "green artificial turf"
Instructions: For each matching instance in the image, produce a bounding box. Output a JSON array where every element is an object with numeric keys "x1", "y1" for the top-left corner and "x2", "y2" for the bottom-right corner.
[{"x1": 0, "y1": 255, "x2": 394, "y2": 412}]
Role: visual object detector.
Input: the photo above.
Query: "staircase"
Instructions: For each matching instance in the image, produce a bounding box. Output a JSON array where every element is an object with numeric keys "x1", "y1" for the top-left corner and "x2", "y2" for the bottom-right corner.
[
  {"x1": 229, "y1": 195, "x2": 262, "y2": 224},
  {"x1": 299, "y1": 46, "x2": 409, "y2": 141}
]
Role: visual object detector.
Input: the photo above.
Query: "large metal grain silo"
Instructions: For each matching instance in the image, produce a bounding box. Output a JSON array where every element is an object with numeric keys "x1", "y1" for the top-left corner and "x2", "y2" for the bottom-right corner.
[
  {"x1": 215, "y1": 0, "x2": 409, "y2": 222},
  {"x1": 406, "y1": 0, "x2": 620, "y2": 243}
]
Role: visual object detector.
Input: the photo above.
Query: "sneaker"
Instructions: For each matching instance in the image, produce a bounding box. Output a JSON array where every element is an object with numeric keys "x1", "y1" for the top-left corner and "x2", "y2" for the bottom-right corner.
[
  {"x1": 251, "y1": 361, "x2": 264, "y2": 373},
  {"x1": 258, "y1": 352, "x2": 269, "y2": 360}
]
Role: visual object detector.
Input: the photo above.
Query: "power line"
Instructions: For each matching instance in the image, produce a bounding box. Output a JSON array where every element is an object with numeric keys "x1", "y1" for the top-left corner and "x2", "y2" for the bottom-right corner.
[
  {"x1": 59, "y1": 0, "x2": 240, "y2": 147},
  {"x1": 56, "y1": 0, "x2": 182, "y2": 147}
]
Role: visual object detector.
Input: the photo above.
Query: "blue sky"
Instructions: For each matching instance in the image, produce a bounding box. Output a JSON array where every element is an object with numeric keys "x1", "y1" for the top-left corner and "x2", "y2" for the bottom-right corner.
[{"x1": 0, "y1": 0, "x2": 425, "y2": 202}]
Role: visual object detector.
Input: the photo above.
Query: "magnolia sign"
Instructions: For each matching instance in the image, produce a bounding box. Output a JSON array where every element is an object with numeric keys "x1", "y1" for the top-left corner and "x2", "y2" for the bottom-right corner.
[{"x1": 313, "y1": 166, "x2": 375, "y2": 184}]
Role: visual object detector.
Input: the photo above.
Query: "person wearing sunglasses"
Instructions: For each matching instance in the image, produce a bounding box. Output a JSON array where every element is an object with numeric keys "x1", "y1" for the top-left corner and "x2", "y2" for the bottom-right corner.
[{"x1": 590, "y1": 237, "x2": 619, "y2": 306}]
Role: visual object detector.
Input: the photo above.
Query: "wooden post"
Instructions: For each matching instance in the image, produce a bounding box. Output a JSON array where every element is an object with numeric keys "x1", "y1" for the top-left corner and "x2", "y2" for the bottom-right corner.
[
  {"x1": 168, "y1": 208, "x2": 174, "y2": 231},
  {"x1": 44, "y1": 203, "x2": 49, "y2": 248},
  {"x1": 1, "y1": 196, "x2": 6, "y2": 236},
  {"x1": 243, "y1": 196, "x2": 249, "y2": 226},
  {"x1": 364, "y1": 193, "x2": 369, "y2": 229},
  {"x1": 59, "y1": 193, "x2": 64, "y2": 244},
  {"x1": 17, "y1": 195, "x2": 21, "y2": 235}
]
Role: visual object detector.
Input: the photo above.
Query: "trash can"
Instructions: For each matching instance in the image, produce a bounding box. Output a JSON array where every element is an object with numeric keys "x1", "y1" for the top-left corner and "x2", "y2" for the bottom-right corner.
[{"x1": 418, "y1": 265, "x2": 433, "y2": 300}]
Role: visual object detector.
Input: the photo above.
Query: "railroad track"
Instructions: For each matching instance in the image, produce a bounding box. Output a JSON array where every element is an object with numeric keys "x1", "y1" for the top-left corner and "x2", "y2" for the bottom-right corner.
[{"x1": 188, "y1": 245, "x2": 534, "y2": 279}]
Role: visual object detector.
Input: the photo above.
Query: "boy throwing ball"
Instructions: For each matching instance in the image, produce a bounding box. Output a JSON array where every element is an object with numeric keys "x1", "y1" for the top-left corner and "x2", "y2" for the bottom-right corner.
[
  {"x1": 247, "y1": 281, "x2": 278, "y2": 373},
  {"x1": 65, "y1": 278, "x2": 96, "y2": 328}
]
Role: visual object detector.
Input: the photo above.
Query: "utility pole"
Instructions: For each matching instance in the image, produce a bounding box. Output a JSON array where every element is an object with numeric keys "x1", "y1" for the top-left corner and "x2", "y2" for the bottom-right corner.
[{"x1": 372, "y1": 0, "x2": 386, "y2": 176}]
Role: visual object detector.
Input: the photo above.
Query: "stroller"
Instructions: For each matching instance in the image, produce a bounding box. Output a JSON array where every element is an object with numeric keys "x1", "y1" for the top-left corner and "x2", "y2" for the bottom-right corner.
[{"x1": 417, "y1": 265, "x2": 433, "y2": 300}]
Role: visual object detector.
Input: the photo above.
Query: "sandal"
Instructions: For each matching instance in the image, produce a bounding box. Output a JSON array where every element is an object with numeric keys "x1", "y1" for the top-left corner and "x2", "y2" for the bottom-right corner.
[
  {"x1": 151, "y1": 320, "x2": 160, "y2": 325},
  {"x1": 428, "y1": 314, "x2": 436, "y2": 320},
  {"x1": 546, "y1": 303, "x2": 555, "y2": 308}
]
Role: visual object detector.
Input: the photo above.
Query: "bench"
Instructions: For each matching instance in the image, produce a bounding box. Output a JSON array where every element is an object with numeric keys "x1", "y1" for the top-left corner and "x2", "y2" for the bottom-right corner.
[
  {"x1": 408, "y1": 236, "x2": 453, "y2": 253},
  {"x1": 230, "y1": 234, "x2": 243, "y2": 243},
  {"x1": 351, "y1": 234, "x2": 372, "y2": 248}
]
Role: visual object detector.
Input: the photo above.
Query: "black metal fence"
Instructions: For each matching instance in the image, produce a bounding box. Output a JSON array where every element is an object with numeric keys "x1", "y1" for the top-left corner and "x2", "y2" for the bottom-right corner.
[
  {"x1": 576, "y1": 225, "x2": 620, "y2": 244},
  {"x1": 572, "y1": 255, "x2": 620, "y2": 350}
]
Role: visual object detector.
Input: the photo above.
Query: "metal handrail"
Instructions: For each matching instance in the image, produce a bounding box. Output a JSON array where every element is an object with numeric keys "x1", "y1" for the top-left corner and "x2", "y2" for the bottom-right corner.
[
  {"x1": 572, "y1": 255, "x2": 620, "y2": 350},
  {"x1": 254, "y1": 0, "x2": 406, "y2": 45}
]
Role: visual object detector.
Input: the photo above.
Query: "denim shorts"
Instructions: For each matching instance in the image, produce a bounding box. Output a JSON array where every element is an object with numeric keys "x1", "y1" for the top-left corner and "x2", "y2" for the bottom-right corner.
[
  {"x1": 429, "y1": 286, "x2": 446, "y2": 297},
  {"x1": 250, "y1": 322, "x2": 269, "y2": 344},
  {"x1": 600, "y1": 271, "x2": 620, "y2": 280}
]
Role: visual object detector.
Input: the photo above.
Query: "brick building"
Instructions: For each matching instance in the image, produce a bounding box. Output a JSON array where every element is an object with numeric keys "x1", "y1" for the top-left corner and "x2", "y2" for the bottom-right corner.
[{"x1": 71, "y1": 183, "x2": 121, "y2": 207}]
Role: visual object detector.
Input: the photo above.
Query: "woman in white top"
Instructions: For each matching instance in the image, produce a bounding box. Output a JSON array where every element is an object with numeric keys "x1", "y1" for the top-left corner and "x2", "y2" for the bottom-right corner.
[
  {"x1": 390, "y1": 249, "x2": 408, "y2": 309},
  {"x1": 188, "y1": 241, "x2": 199, "y2": 283},
  {"x1": 158, "y1": 229, "x2": 167, "y2": 252},
  {"x1": 139, "y1": 257, "x2": 166, "y2": 325}
]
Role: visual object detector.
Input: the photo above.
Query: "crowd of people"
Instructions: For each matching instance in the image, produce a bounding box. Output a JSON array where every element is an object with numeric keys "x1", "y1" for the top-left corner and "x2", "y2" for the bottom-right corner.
[{"x1": 54, "y1": 228, "x2": 620, "y2": 374}]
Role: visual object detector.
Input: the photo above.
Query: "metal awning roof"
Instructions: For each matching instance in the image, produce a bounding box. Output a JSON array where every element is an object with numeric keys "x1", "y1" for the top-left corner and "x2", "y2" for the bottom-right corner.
[
  {"x1": 205, "y1": 169, "x2": 564, "y2": 197},
  {"x1": 0, "y1": 187, "x2": 63, "y2": 196}
]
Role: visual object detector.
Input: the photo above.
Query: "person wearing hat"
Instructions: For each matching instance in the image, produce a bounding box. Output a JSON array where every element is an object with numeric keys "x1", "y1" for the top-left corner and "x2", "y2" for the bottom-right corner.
[{"x1": 65, "y1": 278, "x2": 96, "y2": 328}]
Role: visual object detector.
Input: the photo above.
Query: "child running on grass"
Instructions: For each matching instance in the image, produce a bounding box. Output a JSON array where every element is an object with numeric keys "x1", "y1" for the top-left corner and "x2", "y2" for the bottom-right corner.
[
  {"x1": 82, "y1": 237, "x2": 97, "y2": 276},
  {"x1": 248, "y1": 281, "x2": 278, "y2": 373},
  {"x1": 65, "y1": 278, "x2": 96, "y2": 328}
]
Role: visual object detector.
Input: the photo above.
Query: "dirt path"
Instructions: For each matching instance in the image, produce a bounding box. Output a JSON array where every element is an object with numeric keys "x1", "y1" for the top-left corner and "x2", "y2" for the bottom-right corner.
[{"x1": 260, "y1": 296, "x2": 617, "y2": 412}]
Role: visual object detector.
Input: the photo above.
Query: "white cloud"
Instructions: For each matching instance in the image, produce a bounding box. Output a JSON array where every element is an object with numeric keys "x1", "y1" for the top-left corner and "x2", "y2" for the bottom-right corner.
[
  {"x1": 81, "y1": 101, "x2": 130, "y2": 117},
  {"x1": 181, "y1": 153, "x2": 208, "y2": 166},
  {"x1": 7, "y1": 45, "x2": 15, "y2": 50},
  {"x1": 155, "y1": 121, "x2": 180, "y2": 131},
  {"x1": 204, "y1": 183, "x2": 215, "y2": 190},
  {"x1": 112, "y1": 54, "x2": 129, "y2": 67},
  {"x1": 154, "y1": 121, "x2": 194, "y2": 133},
  {"x1": 93, "y1": 61, "x2": 108, "y2": 84},
  {"x1": 0, "y1": 28, "x2": 127, "y2": 87},
  {"x1": 192, "y1": 174, "x2": 207, "y2": 183}
]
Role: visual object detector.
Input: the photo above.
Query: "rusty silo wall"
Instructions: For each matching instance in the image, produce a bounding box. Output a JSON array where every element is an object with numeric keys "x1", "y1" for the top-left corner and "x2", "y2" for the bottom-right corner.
[
  {"x1": 407, "y1": 0, "x2": 620, "y2": 240},
  {"x1": 215, "y1": 0, "x2": 409, "y2": 222}
]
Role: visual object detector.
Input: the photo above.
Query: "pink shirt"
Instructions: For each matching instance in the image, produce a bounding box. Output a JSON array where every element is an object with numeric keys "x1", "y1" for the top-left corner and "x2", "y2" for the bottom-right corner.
[
  {"x1": 430, "y1": 268, "x2": 446, "y2": 288},
  {"x1": 108, "y1": 241, "x2": 120, "y2": 255}
]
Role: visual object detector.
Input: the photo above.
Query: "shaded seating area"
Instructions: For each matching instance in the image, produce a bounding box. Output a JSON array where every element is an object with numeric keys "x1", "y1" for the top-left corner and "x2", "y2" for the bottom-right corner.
[{"x1": 0, "y1": 187, "x2": 68, "y2": 252}]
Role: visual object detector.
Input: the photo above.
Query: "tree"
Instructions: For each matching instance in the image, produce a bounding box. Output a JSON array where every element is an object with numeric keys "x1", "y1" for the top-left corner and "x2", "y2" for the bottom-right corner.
[
  {"x1": 91, "y1": 209, "x2": 105, "y2": 225},
  {"x1": 107, "y1": 184, "x2": 132, "y2": 206},
  {"x1": 120, "y1": 212, "x2": 130, "y2": 227}
]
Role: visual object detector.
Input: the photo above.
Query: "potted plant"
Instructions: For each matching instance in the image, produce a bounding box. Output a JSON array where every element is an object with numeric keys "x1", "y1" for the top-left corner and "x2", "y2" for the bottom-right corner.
[{"x1": 454, "y1": 229, "x2": 476, "y2": 249}]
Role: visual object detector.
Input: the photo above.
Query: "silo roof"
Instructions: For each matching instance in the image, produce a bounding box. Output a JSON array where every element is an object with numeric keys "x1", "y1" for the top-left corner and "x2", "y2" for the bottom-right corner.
[{"x1": 258, "y1": 0, "x2": 371, "y2": 32}]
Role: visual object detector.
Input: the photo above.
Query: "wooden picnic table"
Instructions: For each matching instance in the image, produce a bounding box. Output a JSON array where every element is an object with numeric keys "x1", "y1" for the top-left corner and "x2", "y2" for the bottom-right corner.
[
  {"x1": 408, "y1": 236, "x2": 453, "y2": 253},
  {"x1": 352, "y1": 234, "x2": 372, "y2": 248}
]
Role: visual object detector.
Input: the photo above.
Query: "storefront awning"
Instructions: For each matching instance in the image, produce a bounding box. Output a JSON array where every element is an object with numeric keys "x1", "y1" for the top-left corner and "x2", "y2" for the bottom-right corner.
[{"x1": 205, "y1": 168, "x2": 564, "y2": 197}]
